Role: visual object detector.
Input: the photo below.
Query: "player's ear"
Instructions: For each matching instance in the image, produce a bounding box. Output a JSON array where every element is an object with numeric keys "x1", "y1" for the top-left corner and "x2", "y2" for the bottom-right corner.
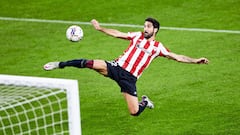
[{"x1": 154, "y1": 28, "x2": 158, "y2": 33}]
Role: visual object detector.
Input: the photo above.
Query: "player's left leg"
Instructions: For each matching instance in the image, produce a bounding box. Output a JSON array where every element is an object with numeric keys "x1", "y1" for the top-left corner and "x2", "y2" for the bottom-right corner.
[
  {"x1": 123, "y1": 92, "x2": 154, "y2": 116},
  {"x1": 123, "y1": 92, "x2": 139, "y2": 115}
]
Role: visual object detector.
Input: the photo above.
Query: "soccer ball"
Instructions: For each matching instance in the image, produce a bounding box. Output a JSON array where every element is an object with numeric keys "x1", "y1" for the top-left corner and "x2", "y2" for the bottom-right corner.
[{"x1": 66, "y1": 25, "x2": 83, "y2": 42}]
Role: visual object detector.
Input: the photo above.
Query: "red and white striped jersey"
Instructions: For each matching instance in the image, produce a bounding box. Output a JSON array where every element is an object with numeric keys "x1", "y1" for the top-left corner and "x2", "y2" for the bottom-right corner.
[{"x1": 116, "y1": 32, "x2": 170, "y2": 78}]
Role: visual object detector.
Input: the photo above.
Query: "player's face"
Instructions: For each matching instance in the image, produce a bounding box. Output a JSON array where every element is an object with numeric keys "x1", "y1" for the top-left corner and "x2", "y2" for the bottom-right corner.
[{"x1": 144, "y1": 21, "x2": 155, "y2": 39}]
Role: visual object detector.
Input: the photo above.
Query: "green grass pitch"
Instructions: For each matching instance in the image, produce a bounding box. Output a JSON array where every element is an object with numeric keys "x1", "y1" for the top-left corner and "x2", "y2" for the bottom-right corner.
[{"x1": 0, "y1": 0, "x2": 240, "y2": 134}]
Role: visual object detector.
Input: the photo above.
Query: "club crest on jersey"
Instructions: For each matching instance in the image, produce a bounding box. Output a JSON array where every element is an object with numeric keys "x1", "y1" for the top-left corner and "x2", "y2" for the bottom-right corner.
[{"x1": 152, "y1": 47, "x2": 158, "y2": 54}]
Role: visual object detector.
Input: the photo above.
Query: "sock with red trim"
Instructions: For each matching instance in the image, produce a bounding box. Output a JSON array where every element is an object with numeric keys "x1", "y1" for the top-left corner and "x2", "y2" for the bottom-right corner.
[{"x1": 59, "y1": 59, "x2": 93, "y2": 69}]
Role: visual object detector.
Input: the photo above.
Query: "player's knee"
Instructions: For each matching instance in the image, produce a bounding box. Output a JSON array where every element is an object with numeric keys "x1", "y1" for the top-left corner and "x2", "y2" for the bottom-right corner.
[
  {"x1": 130, "y1": 109, "x2": 140, "y2": 116},
  {"x1": 130, "y1": 112, "x2": 140, "y2": 116},
  {"x1": 92, "y1": 60, "x2": 108, "y2": 75}
]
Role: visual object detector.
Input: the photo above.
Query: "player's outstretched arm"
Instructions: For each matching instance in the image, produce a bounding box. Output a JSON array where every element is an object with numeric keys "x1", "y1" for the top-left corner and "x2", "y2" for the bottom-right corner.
[
  {"x1": 91, "y1": 19, "x2": 128, "y2": 39},
  {"x1": 166, "y1": 52, "x2": 209, "y2": 64}
]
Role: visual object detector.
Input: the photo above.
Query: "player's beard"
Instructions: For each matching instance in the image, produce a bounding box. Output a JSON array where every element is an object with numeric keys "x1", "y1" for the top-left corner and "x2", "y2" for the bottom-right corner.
[{"x1": 144, "y1": 31, "x2": 154, "y2": 39}]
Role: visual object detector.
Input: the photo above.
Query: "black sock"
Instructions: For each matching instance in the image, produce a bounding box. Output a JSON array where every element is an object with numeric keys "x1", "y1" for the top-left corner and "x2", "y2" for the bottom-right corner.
[
  {"x1": 59, "y1": 59, "x2": 93, "y2": 68},
  {"x1": 131, "y1": 101, "x2": 148, "y2": 116}
]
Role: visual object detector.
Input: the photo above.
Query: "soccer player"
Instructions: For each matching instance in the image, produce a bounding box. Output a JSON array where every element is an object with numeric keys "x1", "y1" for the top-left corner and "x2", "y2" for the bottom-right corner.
[{"x1": 43, "y1": 18, "x2": 209, "y2": 116}]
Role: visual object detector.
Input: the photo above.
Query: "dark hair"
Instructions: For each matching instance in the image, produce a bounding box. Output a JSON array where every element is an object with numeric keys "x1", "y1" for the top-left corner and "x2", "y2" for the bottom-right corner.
[{"x1": 145, "y1": 17, "x2": 160, "y2": 33}]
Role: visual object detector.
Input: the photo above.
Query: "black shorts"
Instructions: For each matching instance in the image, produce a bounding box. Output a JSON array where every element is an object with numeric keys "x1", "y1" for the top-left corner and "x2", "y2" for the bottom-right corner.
[{"x1": 106, "y1": 61, "x2": 138, "y2": 97}]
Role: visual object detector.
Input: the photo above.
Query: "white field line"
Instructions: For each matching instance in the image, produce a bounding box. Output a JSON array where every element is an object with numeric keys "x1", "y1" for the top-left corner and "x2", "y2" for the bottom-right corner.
[{"x1": 0, "y1": 16, "x2": 240, "y2": 34}]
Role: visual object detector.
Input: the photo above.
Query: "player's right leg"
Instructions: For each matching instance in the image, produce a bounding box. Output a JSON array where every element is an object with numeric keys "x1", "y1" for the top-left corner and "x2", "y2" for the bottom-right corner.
[
  {"x1": 43, "y1": 59, "x2": 108, "y2": 76},
  {"x1": 43, "y1": 62, "x2": 60, "y2": 70},
  {"x1": 43, "y1": 59, "x2": 93, "y2": 70}
]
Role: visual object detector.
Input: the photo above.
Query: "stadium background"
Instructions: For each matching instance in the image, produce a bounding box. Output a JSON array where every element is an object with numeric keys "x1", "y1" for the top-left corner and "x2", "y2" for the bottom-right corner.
[{"x1": 0, "y1": 0, "x2": 239, "y2": 134}]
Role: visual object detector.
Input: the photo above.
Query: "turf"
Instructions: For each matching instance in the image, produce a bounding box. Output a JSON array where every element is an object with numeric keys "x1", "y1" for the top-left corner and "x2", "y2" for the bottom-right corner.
[{"x1": 0, "y1": 0, "x2": 240, "y2": 134}]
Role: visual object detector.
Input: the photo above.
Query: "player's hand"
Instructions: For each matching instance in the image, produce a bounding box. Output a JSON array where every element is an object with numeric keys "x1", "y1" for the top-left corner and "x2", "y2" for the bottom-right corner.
[
  {"x1": 196, "y1": 58, "x2": 209, "y2": 64},
  {"x1": 91, "y1": 19, "x2": 101, "y2": 30}
]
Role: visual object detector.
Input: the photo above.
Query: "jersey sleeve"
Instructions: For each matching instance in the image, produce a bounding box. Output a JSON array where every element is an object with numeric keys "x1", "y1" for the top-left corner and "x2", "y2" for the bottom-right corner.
[
  {"x1": 127, "y1": 32, "x2": 142, "y2": 40},
  {"x1": 159, "y1": 42, "x2": 170, "y2": 57}
]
